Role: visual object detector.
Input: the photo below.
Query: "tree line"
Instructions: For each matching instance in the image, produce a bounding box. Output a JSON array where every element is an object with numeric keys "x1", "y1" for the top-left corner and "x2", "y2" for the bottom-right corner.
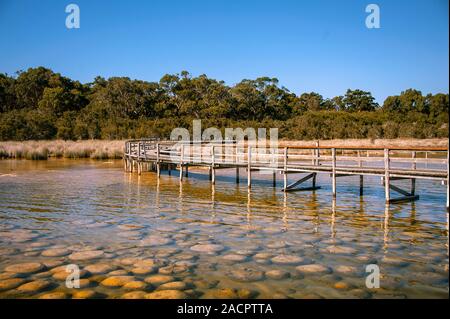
[{"x1": 0, "y1": 67, "x2": 448, "y2": 141}]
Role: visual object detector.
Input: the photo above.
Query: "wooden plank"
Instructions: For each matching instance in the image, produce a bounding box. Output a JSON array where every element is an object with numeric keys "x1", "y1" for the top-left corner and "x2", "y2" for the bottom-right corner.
[
  {"x1": 389, "y1": 184, "x2": 412, "y2": 197},
  {"x1": 284, "y1": 173, "x2": 315, "y2": 190}
]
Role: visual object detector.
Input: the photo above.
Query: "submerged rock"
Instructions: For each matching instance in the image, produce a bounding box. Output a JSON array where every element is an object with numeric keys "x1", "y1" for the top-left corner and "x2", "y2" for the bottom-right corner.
[
  {"x1": 123, "y1": 281, "x2": 148, "y2": 290},
  {"x1": 84, "y1": 263, "x2": 117, "y2": 275},
  {"x1": 118, "y1": 224, "x2": 145, "y2": 231},
  {"x1": 78, "y1": 279, "x2": 93, "y2": 289},
  {"x1": 69, "y1": 250, "x2": 104, "y2": 261},
  {"x1": 0, "y1": 278, "x2": 25, "y2": 291},
  {"x1": 52, "y1": 269, "x2": 88, "y2": 281},
  {"x1": 253, "y1": 253, "x2": 273, "y2": 260},
  {"x1": 131, "y1": 267, "x2": 157, "y2": 275},
  {"x1": 72, "y1": 290, "x2": 101, "y2": 299},
  {"x1": 202, "y1": 288, "x2": 239, "y2": 299},
  {"x1": 175, "y1": 253, "x2": 196, "y2": 261},
  {"x1": 296, "y1": 264, "x2": 332, "y2": 274},
  {"x1": 237, "y1": 289, "x2": 257, "y2": 299},
  {"x1": 157, "y1": 281, "x2": 187, "y2": 291},
  {"x1": 266, "y1": 270, "x2": 290, "y2": 280},
  {"x1": 227, "y1": 268, "x2": 265, "y2": 282},
  {"x1": 159, "y1": 264, "x2": 189, "y2": 275},
  {"x1": 139, "y1": 236, "x2": 174, "y2": 247},
  {"x1": 100, "y1": 276, "x2": 135, "y2": 288},
  {"x1": 145, "y1": 290, "x2": 187, "y2": 299},
  {"x1": 334, "y1": 265, "x2": 359, "y2": 276},
  {"x1": 108, "y1": 270, "x2": 129, "y2": 276},
  {"x1": 41, "y1": 248, "x2": 71, "y2": 257},
  {"x1": 38, "y1": 292, "x2": 68, "y2": 299},
  {"x1": 144, "y1": 275, "x2": 175, "y2": 286},
  {"x1": 193, "y1": 279, "x2": 219, "y2": 289},
  {"x1": 334, "y1": 281, "x2": 350, "y2": 290},
  {"x1": 266, "y1": 241, "x2": 289, "y2": 249},
  {"x1": 190, "y1": 244, "x2": 225, "y2": 254},
  {"x1": 42, "y1": 260, "x2": 65, "y2": 269},
  {"x1": 122, "y1": 291, "x2": 147, "y2": 299},
  {"x1": 222, "y1": 254, "x2": 248, "y2": 263},
  {"x1": 17, "y1": 280, "x2": 51, "y2": 293},
  {"x1": 5, "y1": 262, "x2": 45, "y2": 275},
  {"x1": 119, "y1": 257, "x2": 141, "y2": 266},
  {"x1": 271, "y1": 255, "x2": 304, "y2": 265},
  {"x1": 134, "y1": 258, "x2": 166, "y2": 268},
  {"x1": 325, "y1": 245, "x2": 357, "y2": 255},
  {"x1": 0, "y1": 272, "x2": 20, "y2": 280}
]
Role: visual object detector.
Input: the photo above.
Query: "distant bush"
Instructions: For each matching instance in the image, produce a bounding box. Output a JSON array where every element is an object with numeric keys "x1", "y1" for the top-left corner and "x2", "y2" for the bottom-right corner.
[{"x1": 0, "y1": 67, "x2": 448, "y2": 141}]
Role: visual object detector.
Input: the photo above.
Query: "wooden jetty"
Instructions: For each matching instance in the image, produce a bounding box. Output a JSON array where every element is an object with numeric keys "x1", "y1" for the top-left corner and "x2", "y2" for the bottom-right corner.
[{"x1": 124, "y1": 139, "x2": 449, "y2": 209}]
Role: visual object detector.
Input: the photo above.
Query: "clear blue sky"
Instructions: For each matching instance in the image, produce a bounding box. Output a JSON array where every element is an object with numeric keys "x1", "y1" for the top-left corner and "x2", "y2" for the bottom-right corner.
[{"x1": 0, "y1": 0, "x2": 448, "y2": 103}]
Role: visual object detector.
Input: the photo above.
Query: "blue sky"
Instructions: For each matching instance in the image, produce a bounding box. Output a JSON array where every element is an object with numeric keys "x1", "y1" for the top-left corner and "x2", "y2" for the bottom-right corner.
[{"x1": 0, "y1": 0, "x2": 448, "y2": 103}]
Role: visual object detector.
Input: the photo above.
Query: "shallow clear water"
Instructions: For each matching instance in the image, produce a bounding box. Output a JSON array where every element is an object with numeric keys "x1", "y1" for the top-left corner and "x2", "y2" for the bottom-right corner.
[{"x1": 0, "y1": 159, "x2": 448, "y2": 299}]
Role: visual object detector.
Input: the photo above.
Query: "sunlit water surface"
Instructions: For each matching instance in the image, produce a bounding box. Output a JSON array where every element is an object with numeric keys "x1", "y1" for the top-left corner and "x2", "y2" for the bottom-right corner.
[{"x1": 0, "y1": 159, "x2": 448, "y2": 299}]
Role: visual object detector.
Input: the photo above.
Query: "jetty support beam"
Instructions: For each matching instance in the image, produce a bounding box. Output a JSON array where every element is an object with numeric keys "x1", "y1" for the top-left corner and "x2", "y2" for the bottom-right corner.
[
  {"x1": 332, "y1": 148, "x2": 336, "y2": 197},
  {"x1": 247, "y1": 146, "x2": 252, "y2": 189},
  {"x1": 282, "y1": 173, "x2": 321, "y2": 192}
]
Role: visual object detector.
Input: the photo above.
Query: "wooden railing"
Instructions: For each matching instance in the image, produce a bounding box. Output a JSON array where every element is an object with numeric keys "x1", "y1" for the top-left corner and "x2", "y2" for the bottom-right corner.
[
  {"x1": 124, "y1": 139, "x2": 449, "y2": 206},
  {"x1": 124, "y1": 140, "x2": 448, "y2": 177}
]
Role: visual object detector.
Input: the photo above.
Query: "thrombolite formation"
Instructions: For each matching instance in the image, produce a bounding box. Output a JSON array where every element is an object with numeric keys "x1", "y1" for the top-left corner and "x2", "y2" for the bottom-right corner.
[
  {"x1": 295, "y1": 264, "x2": 332, "y2": 274},
  {"x1": 144, "y1": 275, "x2": 174, "y2": 286},
  {"x1": 5, "y1": 262, "x2": 45, "y2": 275},
  {"x1": 145, "y1": 290, "x2": 187, "y2": 299},
  {"x1": 68, "y1": 250, "x2": 104, "y2": 261},
  {"x1": 270, "y1": 255, "x2": 304, "y2": 265},
  {"x1": 190, "y1": 244, "x2": 225, "y2": 254}
]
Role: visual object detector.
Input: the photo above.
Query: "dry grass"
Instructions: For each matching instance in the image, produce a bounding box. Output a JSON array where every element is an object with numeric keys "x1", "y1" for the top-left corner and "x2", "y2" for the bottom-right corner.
[{"x1": 0, "y1": 140, "x2": 124, "y2": 160}]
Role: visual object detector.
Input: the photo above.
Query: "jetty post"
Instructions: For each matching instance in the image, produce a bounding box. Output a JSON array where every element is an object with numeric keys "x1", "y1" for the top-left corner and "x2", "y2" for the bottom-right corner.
[
  {"x1": 211, "y1": 145, "x2": 216, "y2": 185},
  {"x1": 179, "y1": 144, "x2": 184, "y2": 181},
  {"x1": 384, "y1": 148, "x2": 390, "y2": 203},
  {"x1": 247, "y1": 146, "x2": 252, "y2": 189},
  {"x1": 447, "y1": 149, "x2": 449, "y2": 211},
  {"x1": 138, "y1": 142, "x2": 143, "y2": 175},
  {"x1": 332, "y1": 148, "x2": 336, "y2": 197},
  {"x1": 358, "y1": 150, "x2": 364, "y2": 196},
  {"x1": 411, "y1": 151, "x2": 416, "y2": 196},
  {"x1": 315, "y1": 141, "x2": 320, "y2": 166},
  {"x1": 283, "y1": 147, "x2": 288, "y2": 191},
  {"x1": 156, "y1": 143, "x2": 161, "y2": 178}
]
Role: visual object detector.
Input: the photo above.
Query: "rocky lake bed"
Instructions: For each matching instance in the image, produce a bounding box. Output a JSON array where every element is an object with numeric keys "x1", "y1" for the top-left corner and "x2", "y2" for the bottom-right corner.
[{"x1": 0, "y1": 159, "x2": 448, "y2": 299}]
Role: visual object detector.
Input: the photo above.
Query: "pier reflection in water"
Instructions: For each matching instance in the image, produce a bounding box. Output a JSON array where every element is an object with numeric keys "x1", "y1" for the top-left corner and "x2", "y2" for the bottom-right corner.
[{"x1": 0, "y1": 159, "x2": 448, "y2": 299}]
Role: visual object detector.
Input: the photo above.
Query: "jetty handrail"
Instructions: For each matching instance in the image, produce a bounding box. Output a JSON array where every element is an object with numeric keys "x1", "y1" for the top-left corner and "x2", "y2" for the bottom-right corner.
[
  {"x1": 124, "y1": 139, "x2": 448, "y2": 174},
  {"x1": 124, "y1": 141, "x2": 449, "y2": 153},
  {"x1": 124, "y1": 139, "x2": 449, "y2": 208}
]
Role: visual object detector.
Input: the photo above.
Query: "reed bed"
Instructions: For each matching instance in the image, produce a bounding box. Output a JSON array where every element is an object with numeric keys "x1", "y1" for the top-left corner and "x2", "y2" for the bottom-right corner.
[{"x1": 0, "y1": 140, "x2": 124, "y2": 160}]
